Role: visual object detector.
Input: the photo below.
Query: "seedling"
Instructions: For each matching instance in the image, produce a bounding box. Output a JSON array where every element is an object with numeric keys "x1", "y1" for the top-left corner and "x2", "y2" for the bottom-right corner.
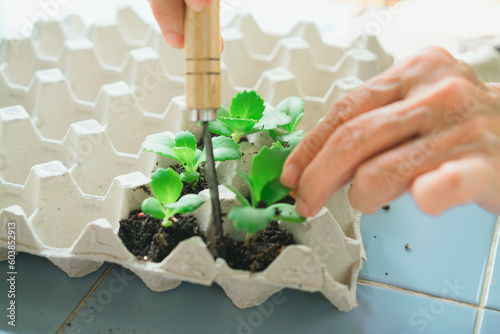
[
  {"x1": 269, "y1": 96, "x2": 305, "y2": 149},
  {"x1": 225, "y1": 145, "x2": 306, "y2": 246},
  {"x1": 141, "y1": 168, "x2": 204, "y2": 227},
  {"x1": 209, "y1": 90, "x2": 291, "y2": 143},
  {"x1": 141, "y1": 130, "x2": 241, "y2": 183}
]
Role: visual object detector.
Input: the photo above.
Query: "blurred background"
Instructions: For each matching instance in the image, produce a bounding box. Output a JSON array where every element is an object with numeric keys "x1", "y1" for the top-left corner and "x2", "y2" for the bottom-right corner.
[{"x1": 1, "y1": 0, "x2": 500, "y2": 63}]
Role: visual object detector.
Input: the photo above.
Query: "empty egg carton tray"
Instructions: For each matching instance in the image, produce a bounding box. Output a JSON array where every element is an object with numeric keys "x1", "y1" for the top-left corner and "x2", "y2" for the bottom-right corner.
[{"x1": 0, "y1": 7, "x2": 393, "y2": 311}]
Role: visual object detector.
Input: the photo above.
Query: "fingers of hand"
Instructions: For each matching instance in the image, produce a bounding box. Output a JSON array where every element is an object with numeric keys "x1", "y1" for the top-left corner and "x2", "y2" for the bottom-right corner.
[
  {"x1": 281, "y1": 75, "x2": 402, "y2": 190},
  {"x1": 348, "y1": 113, "x2": 500, "y2": 213},
  {"x1": 149, "y1": 0, "x2": 214, "y2": 48},
  {"x1": 292, "y1": 102, "x2": 431, "y2": 217},
  {"x1": 149, "y1": 0, "x2": 185, "y2": 48},
  {"x1": 185, "y1": 0, "x2": 214, "y2": 11},
  {"x1": 395, "y1": 47, "x2": 481, "y2": 95},
  {"x1": 411, "y1": 157, "x2": 500, "y2": 215}
]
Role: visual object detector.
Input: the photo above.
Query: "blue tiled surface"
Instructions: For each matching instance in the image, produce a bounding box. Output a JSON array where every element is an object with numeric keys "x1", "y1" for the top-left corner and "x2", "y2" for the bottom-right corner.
[
  {"x1": 486, "y1": 237, "x2": 500, "y2": 310},
  {"x1": 480, "y1": 309, "x2": 500, "y2": 334},
  {"x1": 67, "y1": 266, "x2": 476, "y2": 334},
  {"x1": 360, "y1": 193, "x2": 497, "y2": 305},
  {"x1": 0, "y1": 253, "x2": 106, "y2": 334}
]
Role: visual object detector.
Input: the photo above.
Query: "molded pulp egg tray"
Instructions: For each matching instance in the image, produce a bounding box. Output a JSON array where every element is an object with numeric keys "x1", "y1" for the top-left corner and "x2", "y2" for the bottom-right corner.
[{"x1": 0, "y1": 8, "x2": 393, "y2": 311}]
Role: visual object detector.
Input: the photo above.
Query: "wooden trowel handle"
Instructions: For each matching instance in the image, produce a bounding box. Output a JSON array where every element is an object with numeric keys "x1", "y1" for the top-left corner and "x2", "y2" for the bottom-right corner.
[{"x1": 185, "y1": 0, "x2": 221, "y2": 112}]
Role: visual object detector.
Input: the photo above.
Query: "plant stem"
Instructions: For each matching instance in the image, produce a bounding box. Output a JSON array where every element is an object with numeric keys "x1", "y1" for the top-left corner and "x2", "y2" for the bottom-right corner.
[
  {"x1": 233, "y1": 133, "x2": 241, "y2": 143},
  {"x1": 162, "y1": 219, "x2": 173, "y2": 228},
  {"x1": 244, "y1": 233, "x2": 252, "y2": 248}
]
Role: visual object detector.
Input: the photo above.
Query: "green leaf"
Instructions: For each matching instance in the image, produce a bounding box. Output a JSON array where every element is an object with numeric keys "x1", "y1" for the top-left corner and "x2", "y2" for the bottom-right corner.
[
  {"x1": 253, "y1": 110, "x2": 291, "y2": 131},
  {"x1": 172, "y1": 147, "x2": 196, "y2": 170},
  {"x1": 260, "y1": 178, "x2": 290, "y2": 206},
  {"x1": 229, "y1": 90, "x2": 265, "y2": 120},
  {"x1": 208, "y1": 119, "x2": 233, "y2": 137},
  {"x1": 175, "y1": 131, "x2": 197, "y2": 151},
  {"x1": 271, "y1": 141, "x2": 285, "y2": 149},
  {"x1": 165, "y1": 194, "x2": 204, "y2": 214},
  {"x1": 218, "y1": 105, "x2": 231, "y2": 118},
  {"x1": 268, "y1": 203, "x2": 306, "y2": 223},
  {"x1": 250, "y1": 146, "x2": 291, "y2": 204},
  {"x1": 223, "y1": 183, "x2": 251, "y2": 207},
  {"x1": 180, "y1": 171, "x2": 200, "y2": 183},
  {"x1": 237, "y1": 170, "x2": 256, "y2": 206},
  {"x1": 212, "y1": 136, "x2": 242, "y2": 161},
  {"x1": 229, "y1": 206, "x2": 274, "y2": 234},
  {"x1": 150, "y1": 168, "x2": 182, "y2": 205},
  {"x1": 219, "y1": 117, "x2": 258, "y2": 133},
  {"x1": 193, "y1": 148, "x2": 206, "y2": 170},
  {"x1": 208, "y1": 107, "x2": 232, "y2": 136},
  {"x1": 275, "y1": 96, "x2": 304, "y2": 132},
  {"x1": 141, "y1": 132, "x2": 177, "y2": 160},
  {"x1": 142, "y1": 132, "x2": 175, "y2": 147},
  {"x1": 274, "y1": 130, "x2": 305, "y2": 150},
  {"x1": 141, "y1": 197, "x2": 166, "y2": 219}
]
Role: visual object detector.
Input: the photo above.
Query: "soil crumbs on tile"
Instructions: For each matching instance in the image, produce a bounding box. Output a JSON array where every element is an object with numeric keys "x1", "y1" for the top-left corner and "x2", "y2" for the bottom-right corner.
[
  {"x1": 220, "y1": 221, "x2": 296, "y2": 273},
  {"x1": 119, "y1": 210, "x2": 205, "y2": 262}
]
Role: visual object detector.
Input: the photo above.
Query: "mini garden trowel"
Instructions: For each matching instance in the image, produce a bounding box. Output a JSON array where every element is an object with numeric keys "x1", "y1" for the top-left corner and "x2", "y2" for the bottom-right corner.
[{"x1": 184, "y1": 0, "x2": 223, "y2": 254}]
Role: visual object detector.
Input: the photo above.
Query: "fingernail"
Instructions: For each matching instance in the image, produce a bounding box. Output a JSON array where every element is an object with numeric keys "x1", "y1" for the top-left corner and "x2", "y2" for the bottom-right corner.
[
  {"x1": 281, "y1": 163, "x2": 300, "y2": 188},
  {"x1": 188, "y1": 0, "x2": 210, "y2": 11},
  {"x1": 164, "y1": 33, "x2": 184, "y2": 48},
  {"x1": 295, "y1": 198, "x2": 311, "y2": 217}
]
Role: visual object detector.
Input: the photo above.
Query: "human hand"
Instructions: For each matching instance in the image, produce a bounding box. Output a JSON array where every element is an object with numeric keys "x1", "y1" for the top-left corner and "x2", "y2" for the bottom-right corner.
[
  {"x1": 148, "y1": 0, "x2": 214, "y2": 48},
  {"x1": 280, "y1": 47, "x2": 500, "y2": 217}
]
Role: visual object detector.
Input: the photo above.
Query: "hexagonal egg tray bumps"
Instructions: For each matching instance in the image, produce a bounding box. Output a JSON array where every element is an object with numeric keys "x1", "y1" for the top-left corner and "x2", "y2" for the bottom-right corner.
[{"x1": 0, "y1": 7, "x2": 392, "y2": 311}]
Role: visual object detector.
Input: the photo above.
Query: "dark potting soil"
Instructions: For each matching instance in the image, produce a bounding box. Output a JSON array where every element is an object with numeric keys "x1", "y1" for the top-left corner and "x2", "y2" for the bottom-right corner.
[
  {"x1": 278, "y1": 195, "x2": 296, "y2": 205},
  {"x1": 118, "y1": 210, "x2": 205, "y2": 263},
  {"x1": 172, "y1": 164, "x2": 209, "y2": 196},
  {"x1": 219, "y1": 221, "x2": 296, "y2": 272}
]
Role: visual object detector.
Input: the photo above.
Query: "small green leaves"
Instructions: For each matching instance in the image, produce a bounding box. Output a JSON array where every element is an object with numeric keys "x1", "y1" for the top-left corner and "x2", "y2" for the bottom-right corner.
[
  {"x1": 272, "y1": 130, "x2": 305, "y2": 150},
  {"x1": 215, "y1": 91, "x2": 265, "y2": 140},
  {"x1": 165, "y1": 194, "x2": 205, "y2": 214},
  {"x1": 250, "y1": 145, "x2": 291, "y2": 205},
  {"x1": 141, "y1": 197, "x2": 166, "y2": 220},
  {"x1": 209, "y1": 90, "x2": 290, "y2": 142},
  {"x1": 141, "y1": 132, "x2": 176, "y2": 158},
  {"x1": 261, "y1": 178, "x2": 290, "y2": 206},
  {"x1": 229, "y1": 206, "x2": 274, "y2": 234},
  {"x1": 180, "y1": 171, "x2": 200, "y2": 183},
  {"x1": 142, "y1": 131, "x2": 199, "y2": 169},
  {"x1": 172, "y1": 147, "x2": 195, "y2": 169},
  {"x1": 253, "y1": 109, "x2": 291, "y2": 131},
  {"x1": 226, "y1": 145, "x2": 306, "y2": 235},
  {"x1": 141, "y1": 131, "x2": 241, "y2": 183},
  {"x1": 208, "y1": 107, "x2": 232, "y2": 137},
  {"x1": 212, "y1": 136, "x2": 243, "y2": 161},
  {"x1": 150, "y1": 168, "x2": 182, "y2": 205},
  {"x1": 230, "y1": 90, "x2": 265, "y2": 120},
  {"x1": 174, "y1": 131, "x2": 197, "y2": 151},
  {"x1": 229, "y1": 204, "x2": 305, "y2": 234},
  {"x1": 269, "y1": 203, "x2": 306, "y2": 223},
  {"x1": 219, "y1": 117, "x2": 257, "y2": 134},
  {"x1": 270, "y1": 96, "x2": 305, "y2": 149},
  {"x1": 275, "y1": 96, "x2": 304, "y2": 133},
  {"x1": 141, "y1": 168, "x2": 204, "y2": 227}
]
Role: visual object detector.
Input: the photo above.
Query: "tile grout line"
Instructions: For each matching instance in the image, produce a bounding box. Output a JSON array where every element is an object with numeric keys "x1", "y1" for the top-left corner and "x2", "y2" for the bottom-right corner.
[
  {"x1": 55, "y1": 263, "x2": 115, "y2": 334},
  {"x1": 357, "y1": 278, "x2": 480, "y2": 309},
  {"x1": 473, "y1": 216, "x2": 500, "y2": 334}
]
